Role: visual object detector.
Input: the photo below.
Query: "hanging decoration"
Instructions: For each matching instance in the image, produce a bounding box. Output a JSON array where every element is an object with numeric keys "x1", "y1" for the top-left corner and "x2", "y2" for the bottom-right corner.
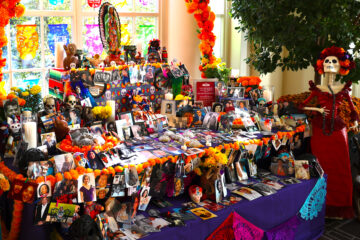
[
  {"x1": 184, "y1": 0, "x2": 217, "y2": 78},
  {"x1": 85, "y1": 24, "x2": 103, "y2": 55},
  {"x1": 88, "y1": 0, "x2": 102, "y2": 8},
  {"x1": 113, "y1": 0, "x2": 128, "y2": 8},
  {"x1": 49, "y1": 0, "x2": 64, "y2": 5},
  {"x1": 233, "y1": 212, "x2": 264, "y2": 240},
  {"x1": 299, "y1": 177, "x2": 327, "y2": 220},
  {"x1": 120, "y1": 23, "x2": 131, "y2": 46},
  {"x1": 16, "y1": 24, "x2": 39, "y2": 60},
  {"x1": 0, "y1": 0, "x2": 25, "y2": 82},
  {"x1": 139, "y1": 0, "x2": 149, "y2": 6},
  {"x1": 48, "y1": 24, "x2": 69, "y2": 56},
  {"x1": 99, "y1": 2, "x2": 121, "y2": 54}
]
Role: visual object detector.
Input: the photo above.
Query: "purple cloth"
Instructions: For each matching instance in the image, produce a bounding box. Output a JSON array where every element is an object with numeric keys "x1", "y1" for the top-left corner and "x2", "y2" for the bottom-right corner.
[
  {"x1": 266, "y1": 216, "x2": 300, "y2": 240},
  {"x1": 1, "y1": 156, "x2": 324, "y2": 240}
]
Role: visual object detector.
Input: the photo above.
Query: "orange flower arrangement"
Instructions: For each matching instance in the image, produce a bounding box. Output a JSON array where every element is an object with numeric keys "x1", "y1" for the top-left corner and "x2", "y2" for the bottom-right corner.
[
  {"x1": 0, "y1": 1, "x2": 25, "y2": 82},
  {"x1": 237, "y1": 76, "x2": 262, "y2": 97},
  {"x1": 185, "y1": 0, "x2": 216, "y2": 78}
]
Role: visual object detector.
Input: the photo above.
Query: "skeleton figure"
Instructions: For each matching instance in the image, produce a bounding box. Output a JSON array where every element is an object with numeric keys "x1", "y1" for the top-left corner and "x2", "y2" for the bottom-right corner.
[
  {"x1": 110, "y1": 61, "x2": 117, "y2": 67},
  {"x1": 323, "y1": 56, "x2": 340, "y2": 73},
  {"x1": 43, "y1": 96, "x2": 56, "y2": 115},
  {"x1": 150, "y1": 86, "x2": 156, "y2": 95},
  {"x1": 9, "y1": 122, "x2": 22, "y2": 141},
  {"x1": 105, "y1": 90, "x2": 111, "y2": 101},
  {"x1": 70, "y1": 63, "x2": 77, "y2": 69}
]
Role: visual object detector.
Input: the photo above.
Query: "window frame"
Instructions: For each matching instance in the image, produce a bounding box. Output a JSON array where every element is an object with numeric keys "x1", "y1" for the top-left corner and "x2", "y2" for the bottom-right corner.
[{"x1": 3, "y1": 0, "x2": 161, "y2": 91}]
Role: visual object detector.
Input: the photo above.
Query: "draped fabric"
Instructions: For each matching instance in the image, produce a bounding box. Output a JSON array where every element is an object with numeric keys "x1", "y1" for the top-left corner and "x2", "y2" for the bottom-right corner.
[
  {"x1": 206, "y1": 212, "x2": 235, "y2": 240},
  {"x1": 266, "y1": 216, "x2": 300, "y2": 240},
  {"x1": 233, "y1": 212, "x2": 264, "y2": 240}
]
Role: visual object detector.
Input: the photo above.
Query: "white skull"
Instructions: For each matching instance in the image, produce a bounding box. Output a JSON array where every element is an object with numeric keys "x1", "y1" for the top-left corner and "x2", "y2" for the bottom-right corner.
[
  {"x1": 10, "y1": 123, "x2": 21, "y2": 134},
  {"x1": 99, "y1": 62, "x2": 105, "y2": 68},
  {"x1": 70, "y1": 63, "x2": 76, "y2": 69},
  {"x1": 66, "y1": 95, "x2": 77, "y2": 109},
  {"x1": 323, "y1": 56, "x2": 340, "y2": 73},
  {"x1": 110, "y1": 61, "x2": 116, "y2": 67},
  {"x1": 44, "y1": 97, "x2": 56, "y2": 114},
  {"x1": 150, "y1": 86, "x2": 155, "y2": 95},
  {"x1": 121, "y1": 89, "x2": 127, "y2": 97},
  {"x1": 105, "y1": 90, "x2": 111, "y2": 100}
]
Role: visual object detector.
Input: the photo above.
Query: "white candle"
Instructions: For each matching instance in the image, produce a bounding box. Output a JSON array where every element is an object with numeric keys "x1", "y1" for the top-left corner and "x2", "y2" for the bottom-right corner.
[
  {"x1": 165, "y1": 92, "x2": 173, "y2": 100},
  {"x1": 55, "y1": 43, "x2": 64, "y2": 69},
  {"x1": 263, "y1": 89, "x2": 273, "y2": 102},
  {"x1": 106, "y1": 100, "x2": 116, "y2": 122},
  {"x1": 23, "y1": 122, "x2": 37, "y2": 148}
]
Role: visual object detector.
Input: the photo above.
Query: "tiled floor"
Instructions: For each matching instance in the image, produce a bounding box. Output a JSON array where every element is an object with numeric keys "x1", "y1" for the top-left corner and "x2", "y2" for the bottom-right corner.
[{"x1": 318, "y1": 218, "x2": 360, "y2": 240}]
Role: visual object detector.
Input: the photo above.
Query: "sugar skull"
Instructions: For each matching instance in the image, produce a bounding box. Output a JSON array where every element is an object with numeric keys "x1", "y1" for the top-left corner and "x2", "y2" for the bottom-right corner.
[
  {"x1": 188, "y1": 185, "x2": 203, "y2": 204},
  {"x1": 43, "y1": 96, "x2": 56, "y2": 114},
  {"x1": 70, "y1": 62, "x2": 76, "y2": 69},
  {"x1": 121, "y1": 89, "x2": 127, "y2": 97},
  {"x1": 66, "y1": 95, "x2": 77, "y2": 110},
  {"x1": 150, "y1": 86, "x2": 155, "y2": 95}
]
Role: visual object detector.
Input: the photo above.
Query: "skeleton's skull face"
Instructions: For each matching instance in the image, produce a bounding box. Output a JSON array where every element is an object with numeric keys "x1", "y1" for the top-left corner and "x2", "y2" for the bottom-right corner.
[
  {"x1": 105, "y1": 90, "x2": 111, "y2": 100},
  {"x1": 99, "y1": 62, "x2": 105, "y2": 68},
  {"x1": 10, "y1": 123, "x2": 21, "y2": 134},
  {"x1": 121, "y1": 89, "x2": 127, "y2": 97},
  {"x1": 44, "y1": 98, "x2": 56, "y2": 114},
  {"x1": 70, "y1": 63, "x2": 76, "y2": 69},
  {"x1": 110, "y1": 61, "x2": 116, "y2": 67},
  {"x1": 150, "y1": 86, "x2": 155, "y2": 95},
  {"x1": 258, "y1": 101, "x2": 265, "y2": 107},
  {"x1": 324, "y1": 56, "x2": 340, "y2": 73},
  {"x1": 67, "y1": 95, "x2": 77, "y2": 109}
]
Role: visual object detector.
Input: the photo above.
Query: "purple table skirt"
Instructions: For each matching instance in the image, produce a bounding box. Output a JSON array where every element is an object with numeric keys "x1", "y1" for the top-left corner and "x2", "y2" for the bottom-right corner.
[{"x1": 0, "y1": 156, "x2": 324, "y2": 240}]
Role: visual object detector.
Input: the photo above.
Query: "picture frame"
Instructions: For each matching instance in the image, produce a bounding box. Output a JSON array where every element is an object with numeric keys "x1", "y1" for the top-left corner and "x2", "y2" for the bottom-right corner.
[
  {"x1": 161, "y1": 100, "x2": 176, "y2": 116},
  {"x1": 227, "y1": 87, "x2": 245, "y2": 98},
  {"x1": 212, "y1": 102, "x2": 223, "y2": 113},
  {"x1": 117, "y1": 111, "x2": 135, "y2": 127},
  {"x1": 194, "y1": 101, "x2": 204, "y2": 109}
]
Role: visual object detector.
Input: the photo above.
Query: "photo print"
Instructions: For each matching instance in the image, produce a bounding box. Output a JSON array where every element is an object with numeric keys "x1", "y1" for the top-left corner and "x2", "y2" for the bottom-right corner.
[
  {"x1": 45, "y1": 202, "x2": 78, "y2": 223},
  {"x1": 34, "y1": 197, "x2": 51, "y2": 225},
  {"x1": 37, "y1": 181, "x2": 52, "y2": 198},
  {"x1": 138, "y1": 187, "x2": 151, "y2": 211},
  {"x1": 41, "y1": 132, "x2": 57, "y2": 156},
  {"x1": 118, "y1": 111, "x2": 135, "y2": 127},
  {"x1": 54, "y1": 153, "x2": 75, "y2": 173},
  {"x1": 3, "y1": 98, "x2": 20, "y2": 120},
  {"x1": 94, "y1": 70, "x2": 112, "y2": 84},
  {"x1": 78, "y1": 173, "x2": 96, "y2": 203},
  {"x1": 202, "y1": 112, "x2": 219, "y2": 131},
  {"x1": 161, "y1": 100, "x2": 176, "y2": 116},
  {"x1": 190, "y1": 207, "x2": 217, "y2": 220},
  {"x1": 111, "y1": 172, "x2": 126, "y2": 197},
  {"x1": 9, "y1": 179, "x2": 37, "y2": 203},
  {"x1": 125, "y1": 166, "x2": 140, "y2": 188}
]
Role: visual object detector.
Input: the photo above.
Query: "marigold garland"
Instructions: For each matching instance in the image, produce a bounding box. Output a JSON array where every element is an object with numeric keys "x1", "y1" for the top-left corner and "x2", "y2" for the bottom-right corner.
[
  {"x1": 0, "y1": 1, "x2": 25, "y2": 82},
  {"x1": 185, "y1": 0, "x2": 217, "y2": 78}
]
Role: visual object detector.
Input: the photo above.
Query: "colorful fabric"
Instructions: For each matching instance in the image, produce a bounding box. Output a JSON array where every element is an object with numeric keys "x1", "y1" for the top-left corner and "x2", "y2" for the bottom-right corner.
[
  {"x1": 233, "y1": 212, "x2": 264, "y2": 240},
  {"x1": 299, "y1": 177, "x2": 327, "y2": 220},
  {"x1": 206, "y1": 212, "x2": 235, "y2": 240},
  {"x1": 266, "y1": 216, "x2": 300, "y2": 240}
]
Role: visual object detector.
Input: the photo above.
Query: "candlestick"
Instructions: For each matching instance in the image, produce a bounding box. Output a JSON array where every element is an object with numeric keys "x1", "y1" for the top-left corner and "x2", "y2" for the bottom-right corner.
[
  {"x1": 106, "y1": 100, "x2": 116, "y2": 122},
  {"x1": 23, "y1": 122, "x2": 37, "y2": 148},
  {"x1": 55, "y1": 42, "x2": 64, "y2": 69}
]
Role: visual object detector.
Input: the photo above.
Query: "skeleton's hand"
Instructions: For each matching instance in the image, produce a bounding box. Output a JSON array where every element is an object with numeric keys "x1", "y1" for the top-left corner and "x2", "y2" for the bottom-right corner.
[
  {"x1": 350, "y1": 121, "x2": 359, "y2": 131},
  {"x1": 318, "y1": 107, "x2": 330, "y2": 116}
]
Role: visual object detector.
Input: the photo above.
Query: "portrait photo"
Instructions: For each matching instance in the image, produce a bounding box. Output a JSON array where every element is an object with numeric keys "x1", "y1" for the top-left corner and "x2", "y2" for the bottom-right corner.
[
  {"x1": 161, "y1": 100, "x2": 176, "y2": 116},
  {"x1": 173, "y1": 177, "x2": 184, "y2": 197},
  {"x1": 54, "y1": 153, "x2": 75, "y2": 173},
  {"x1": 111, "y1": 172, "x2": 126, "y2": 197},
  {"x1": 138, "y1": 187, "x2": 151, "y2": 211},
  {"x1": 106, "y1": 121, "x2": 117, "y2": 133},
  {"x1": 41, "y1": 132, "x2": 57, "y2": 156},
  {"x1": 232, "y1": 187, "x2": 262, "y2": 201},
  {"x1": 190, "y1": 207, "x2": 217, "y2": 220},
  {"x1": 34, "y1": 197, "x2": 51, "y2": 225},
  {"x1": 77, "y1": 173, "x2": 96, "y2": 203},
  {"x1": 37, "y1": 181, "x2": 52, "y2": 198},
  {"x1": 194, "y1": 101, "x2": 204, "y2": 109},
  {"x1": 3, "y1": 98, "x2": 20, "y2": 120},
  {"x1": 202, "y1": 112, "x2": 219, "y2": 131},
  {"x1": 118, "y1": 111, "x2": 135, "y2": 127},
  {"x1": 131, "y1": 124, "x2": 142, "y2": 138},
  {"x1": 90, "y1": 124, "x2": 105, "y2": 136},
  {"x1": 145, "y1": 66, "x2": 155, "y2": 84},
  {"x1": 192, "y1": 108, "x2": 206, "y2": 126},
  {"x1": 212, "y1": 102, "x2": 223, "y2": 113}
]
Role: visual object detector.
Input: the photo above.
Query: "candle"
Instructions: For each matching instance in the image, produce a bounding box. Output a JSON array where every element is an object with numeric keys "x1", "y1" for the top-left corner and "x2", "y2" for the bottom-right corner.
[
  {"x1": 55, "y1": 42, "x2": 64, "y2": 69},
  {"x1": 23, "y1": 122, "x2": 37, "y2": 148},
  {"x1": 165, "y1": 92, "x2": 173, "y2": 100},
  {"x1": 263, "y1": 88, "x2": 273, "y2": 102},
  {"x1": 106, "y1": 100, "x2": 116, "y2": 122}
]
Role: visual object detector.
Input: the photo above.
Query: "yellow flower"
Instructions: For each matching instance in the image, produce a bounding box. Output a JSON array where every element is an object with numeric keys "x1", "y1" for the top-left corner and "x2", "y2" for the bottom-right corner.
[
  {"x1": 11, "y1": 87, "x2": 19, "y2": 92},
  {"x1": 174, "y1": 94, "x2": 185, "y2": 101},
  {"x1": 21, "y1": 91, "x2": 29, "y2": 97},
  {"x1": 30, "y1": 85, "x2": 41, "y2": 95}
]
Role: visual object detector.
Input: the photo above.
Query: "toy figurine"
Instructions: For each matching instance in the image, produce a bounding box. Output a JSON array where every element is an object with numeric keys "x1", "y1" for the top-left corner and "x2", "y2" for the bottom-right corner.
[
  {"x1": 161, "y1": 47, "x2": 168, "y2": 63},
  {"x1": 300, "y1": 46, "x2": 358, "y2": 218},
  {"x1": 63, "y1": 43, "x2": 78, "y2": 71}
]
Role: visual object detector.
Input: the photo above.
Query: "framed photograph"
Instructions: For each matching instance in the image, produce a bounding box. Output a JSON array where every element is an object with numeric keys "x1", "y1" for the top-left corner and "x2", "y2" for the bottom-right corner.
[
  {"x1": 69, "y1": 128, "x2": 89, "y2": 141},
  {"x1": 41, "y1": 132, "x2": 57, "y2": 156},
  {"x1": 212, "y1": 102, "x2": 223, "y2": 113},
  {"x1": 77, "y1": 173, "x2": 96, "y2": 203},
  {"x1": 227, "y1": 87, "x2": 245, "y2": 98},
  {"x1": 249, "y1": 89, "x2": 261, "y2": 103},
  {"x1": 131, "y1": 124, "x2": 142, "y2": 138},
  {"x1": 79, "y1": 70, "x2": 93, "y2": 87},
  {"x1": 111, "y1": 69, "x2": 121, "y2": 83},
  {"x1": 118, "y1": 111, "x2": 135, "y2": 127},
  {"x1": 202, "y1": 112, "x2": 219, "y2": 131},
  {"x1": 34, "y1": 197, "x2": 51, "y2": 225},
  {"x1": 111, "y1": 173, "x2": 126, "y2": 197},
  {"x1": 94, "y1": 70, "x2": 112, "y2": 84},
  {"x1": 190, "y1": 207, "x2": 217, "y2": 220},
  {"x1": 90, "y1": 124, "x2": 104, "y2": 136},
  {"x1": 194, "y1": 101, "x2": 204, "y2": 109},
  {"x1": 37, "y1": 181, "x2": 52, "y2": 198},
  {"x1": 138, "y1": 186, "x2": 151, "y2": 211},
  {"x1": 192, "y1": 108, "x2": 206, "y2": 126},
  {"x1": 145, "y1": 66, "x2": 155, "y2": 84},
  {"x1": 161, "y1": 100, "x2": 176, "y2": 116},
  {"x1": 236, "y1": 100, "x2": 249, "y2": 111},
  {"x1": 54, "y1": 153, "x2": 75, "y2": 173},
  {"x1": 3, "y1": 98, "x2": 20, "y2": 120},
  {"x1": 125, "y1": 166, "x2": 140, "y2": 188}
]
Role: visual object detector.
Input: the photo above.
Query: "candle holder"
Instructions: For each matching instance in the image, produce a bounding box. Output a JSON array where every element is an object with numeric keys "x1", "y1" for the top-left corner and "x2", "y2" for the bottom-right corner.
[{"x1": 21, "y1": 111, "x2": 38, "y2": 149}]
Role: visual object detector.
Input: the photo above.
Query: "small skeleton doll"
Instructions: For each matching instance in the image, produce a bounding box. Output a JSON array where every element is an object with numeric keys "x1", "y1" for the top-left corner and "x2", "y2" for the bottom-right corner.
[
  {"x1": 63, "y1": 95, "x2": 81, "y2": 125},
  {"x1": 39, "y1": 96, "x2": 56, "y2": 117},
  {"x1": 5, "y1": 121, "x2": 22, "y2": 157}
]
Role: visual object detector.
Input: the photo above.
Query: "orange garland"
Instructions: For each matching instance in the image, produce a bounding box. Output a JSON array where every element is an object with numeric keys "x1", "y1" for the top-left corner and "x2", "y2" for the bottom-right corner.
[
  {"x1": 0, "y1": 1, "x2": 25, "y2": 82},
  {"x1": 185, "y1": 0, "x2": 217, "y2": 78}
]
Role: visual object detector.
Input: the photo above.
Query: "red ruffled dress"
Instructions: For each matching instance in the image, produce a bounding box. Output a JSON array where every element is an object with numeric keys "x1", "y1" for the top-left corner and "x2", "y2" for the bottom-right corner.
[{"x1": 301, "y1": 80, "x2": 358, "y2": 218}]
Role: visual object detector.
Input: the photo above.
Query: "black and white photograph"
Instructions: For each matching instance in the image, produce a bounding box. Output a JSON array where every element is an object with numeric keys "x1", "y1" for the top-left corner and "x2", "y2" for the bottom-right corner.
[
  {"x1": 41, "y1": 132, "x2": 57, "y2": 156},
  {"x1": 161, "y1": 100, "x2": 176, "y2": 116},
  {"x1": 3, "y1": 99, "x2": 20, "y2": 120},
  {"x1": 138, "y1": 187, "x2": 151, "y2": 211},
  {"x1": 111, "y1": 173, "x2": 126, "y2": 197},
  {"x1": 69, "y1": 128, "x2": 90, "y2": 142},
  {"x1": 94, "y1": 70, "x2": 112, "y2": 84},
  {"x1": 111, "y1": 69, "x2": 121, "y2": 83},
  {"x1": 125, "y1": 166, "x2": 140, "y2": 188},
  {"x1": 215, "y1": 179, "x2": 223, "y2": 203},
  {"x1": 212, "y1": 102, "x2": 223, "y2": 113},
  {"x1": 249, "y1": 183, "x2": 276, "y2": 196},
  {"x1": 202, "y1": 112, "x2": 219, "y2": 130}
]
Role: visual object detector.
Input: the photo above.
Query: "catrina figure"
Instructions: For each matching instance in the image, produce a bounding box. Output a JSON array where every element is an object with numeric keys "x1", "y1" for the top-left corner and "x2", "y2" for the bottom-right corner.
[{"x1": 300, "y1": 46, "x2": 358, "y2": 219}]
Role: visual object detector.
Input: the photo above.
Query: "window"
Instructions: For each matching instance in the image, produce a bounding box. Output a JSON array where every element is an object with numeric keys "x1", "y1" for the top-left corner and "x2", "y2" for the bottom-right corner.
[
  {"x1": 3, "y1": 0, "x2": 160, "y2": 93},
  {"x1": 209, "y1": 0, "x2": 226, "y2": 60}
]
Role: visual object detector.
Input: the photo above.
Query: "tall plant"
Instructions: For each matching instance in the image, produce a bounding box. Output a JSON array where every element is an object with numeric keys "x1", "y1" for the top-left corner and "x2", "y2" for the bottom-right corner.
[{"x1": 230, "y1": 0, "x2": 360, "y2": 83}]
